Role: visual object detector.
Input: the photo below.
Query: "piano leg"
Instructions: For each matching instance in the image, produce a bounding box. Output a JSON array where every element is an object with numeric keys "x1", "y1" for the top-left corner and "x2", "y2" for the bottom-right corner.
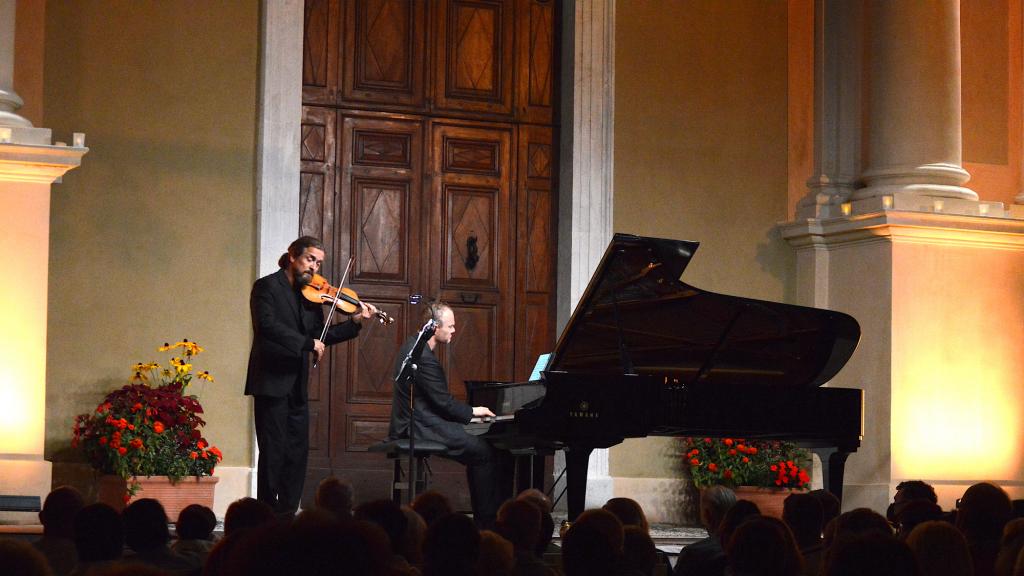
[
  {"x1": 811, "y1": 447, "x2": 851, "y2": 503},
  {"x1": 566, "y1": 446, "x2": 592, "y2": 522}
]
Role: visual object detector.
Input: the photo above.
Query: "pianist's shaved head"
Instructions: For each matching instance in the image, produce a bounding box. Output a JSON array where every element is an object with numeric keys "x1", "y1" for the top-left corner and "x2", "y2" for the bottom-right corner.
[{"x1": 425, "y1": 300, "x2": 452, "y2": 323}]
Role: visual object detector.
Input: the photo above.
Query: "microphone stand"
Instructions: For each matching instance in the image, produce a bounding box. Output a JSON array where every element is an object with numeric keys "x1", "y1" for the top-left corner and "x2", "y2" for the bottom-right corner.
[{"x1": 395, "y1": 318, "x2": 437, "y2": 504}]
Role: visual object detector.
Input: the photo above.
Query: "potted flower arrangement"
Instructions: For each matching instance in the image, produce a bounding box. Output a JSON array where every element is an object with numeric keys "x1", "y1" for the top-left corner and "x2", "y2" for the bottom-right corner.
[
  {"x1": 73, "y1": 339, "x2": 222, "y2": 517},
  {"x1": 683, "y1": 437, "x2": 812, "y2": 517}
]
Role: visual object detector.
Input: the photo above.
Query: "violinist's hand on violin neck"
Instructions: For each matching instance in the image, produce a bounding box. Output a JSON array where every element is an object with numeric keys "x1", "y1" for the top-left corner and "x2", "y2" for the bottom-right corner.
[{"x1": 358, "y1": 302, "x2": 379, "y2": 320}]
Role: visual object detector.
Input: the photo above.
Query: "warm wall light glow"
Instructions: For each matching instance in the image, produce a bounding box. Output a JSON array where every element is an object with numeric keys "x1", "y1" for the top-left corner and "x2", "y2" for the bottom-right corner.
[
  {"x1": 893, "y1": 355, "x2": 1021, "y2": 479},
  {"x1": 0, "y1": 183, "x2": 50, "y2": 455},
  {"x1": 891, "y1": 244, "x2": 1024, "y2": 482}
]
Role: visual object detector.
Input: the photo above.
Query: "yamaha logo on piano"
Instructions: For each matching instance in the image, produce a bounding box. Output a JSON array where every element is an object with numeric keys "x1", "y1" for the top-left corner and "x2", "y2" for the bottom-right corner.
[{"x1": 570, "y1": 400, "x2": 599, "y2": 419}]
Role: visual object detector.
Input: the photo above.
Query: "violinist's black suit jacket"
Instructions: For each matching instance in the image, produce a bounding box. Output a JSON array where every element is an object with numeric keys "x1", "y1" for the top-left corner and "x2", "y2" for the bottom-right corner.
[
  {"x1": 244, "y1": 268, "x2": 361, "y2": 513},
  {"x1": 244, "y1": 269, "x2": 360, "y2": 399}
]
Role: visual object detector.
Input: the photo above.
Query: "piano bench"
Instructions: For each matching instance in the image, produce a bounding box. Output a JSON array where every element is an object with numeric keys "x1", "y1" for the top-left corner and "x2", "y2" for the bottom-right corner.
[{"x1": 368, "y1": 439, "x2": 450, "y2": 504}]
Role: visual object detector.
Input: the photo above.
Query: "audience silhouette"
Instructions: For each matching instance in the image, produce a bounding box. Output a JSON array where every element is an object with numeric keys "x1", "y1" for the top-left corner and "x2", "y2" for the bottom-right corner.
[{"x1": 12, "y1": 476, "x2": 1024, "y2": 576}]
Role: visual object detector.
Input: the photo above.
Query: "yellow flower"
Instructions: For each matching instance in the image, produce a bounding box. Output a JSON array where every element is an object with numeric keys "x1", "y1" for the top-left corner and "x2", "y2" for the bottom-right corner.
[
  {"x1": 160, "y1": 368, "x2": 173, "y2": 379},
  {"x1": 131, "y1": 371, "x2": 148, "y2": 383},
  {"x1": 197, "y1": 370, "x2": 215, "y2": 383}
]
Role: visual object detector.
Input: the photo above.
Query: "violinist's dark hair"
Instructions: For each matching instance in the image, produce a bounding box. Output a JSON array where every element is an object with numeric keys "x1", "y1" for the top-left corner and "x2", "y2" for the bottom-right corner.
[
  {"x1": 278, "y1": 236, "x2": 324, "y2": 268},
  {"x1": 424, "y1": 300, "x2": 451, "y2": 324}
]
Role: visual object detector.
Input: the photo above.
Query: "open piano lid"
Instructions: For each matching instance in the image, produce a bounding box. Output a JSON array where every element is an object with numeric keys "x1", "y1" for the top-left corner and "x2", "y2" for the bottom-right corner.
[{"x1": 547, "y1": 234, "x2": 860, "y2": 389}]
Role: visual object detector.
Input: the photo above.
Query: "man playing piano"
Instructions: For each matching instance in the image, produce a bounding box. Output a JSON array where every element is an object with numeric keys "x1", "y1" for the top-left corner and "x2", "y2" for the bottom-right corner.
[{"x1": 387, "y1": 301, "x2": 509, "y2": 528}]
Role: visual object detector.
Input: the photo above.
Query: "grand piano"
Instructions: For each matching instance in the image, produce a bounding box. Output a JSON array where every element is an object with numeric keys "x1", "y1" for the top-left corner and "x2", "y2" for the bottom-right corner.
[{"x1": 466, "y1": 233, "x2": 863, "y2": 520}]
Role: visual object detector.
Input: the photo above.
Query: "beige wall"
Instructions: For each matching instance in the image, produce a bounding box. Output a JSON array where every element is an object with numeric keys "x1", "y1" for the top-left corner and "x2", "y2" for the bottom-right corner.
[
  {"x1": 610, "y1": 1, "x2": 793, "y2": 478},
  {"x1": 41, "y1": 3, "x2": 259, "y2": 476}
]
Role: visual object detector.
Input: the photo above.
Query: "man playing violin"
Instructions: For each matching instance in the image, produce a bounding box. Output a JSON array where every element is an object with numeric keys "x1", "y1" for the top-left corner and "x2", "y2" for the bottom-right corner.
[
  {"x1": 388, "y1": 301, "x2": 510, "y2": 528},
  {"x1": 244, "y1": 236, "x2": 378, "y2": 516}
]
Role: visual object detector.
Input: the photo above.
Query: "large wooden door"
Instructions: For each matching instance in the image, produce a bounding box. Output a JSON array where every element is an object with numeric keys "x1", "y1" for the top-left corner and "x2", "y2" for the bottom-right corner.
[{"x1": 301, "y1": 0, "x2": 559, "y2": 511}]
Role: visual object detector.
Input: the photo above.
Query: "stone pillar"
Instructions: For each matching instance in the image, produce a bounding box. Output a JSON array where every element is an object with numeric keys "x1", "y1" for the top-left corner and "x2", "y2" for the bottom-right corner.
[
  {"x1": 557, "y1": 0, "x2": 615, "y2": 511},
  {"x1": 797, "y1": 0, "x2": 863, "y2": 219},
  {"x1": 856, "y1": 0, "x2": 975, "y2": 201},
  {"x1": 0, "y1": 0, "x2": 31, "y2": 127}
]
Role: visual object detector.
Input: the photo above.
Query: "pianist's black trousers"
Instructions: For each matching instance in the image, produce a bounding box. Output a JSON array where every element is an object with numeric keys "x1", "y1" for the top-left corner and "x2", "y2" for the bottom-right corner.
[{"x1": 438, "y1": 427, "x2": 512, "y2": 529}]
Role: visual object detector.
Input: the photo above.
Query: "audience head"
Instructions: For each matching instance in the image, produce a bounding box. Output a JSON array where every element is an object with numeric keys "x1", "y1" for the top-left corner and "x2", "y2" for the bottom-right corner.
[
  {"x1": 718, "y1": 499, "x2": 761, "y2": 549},
  {"x1": 0, "y1": 539, "x2": 52, "y2": 576},
  {"x1": 38, "y1": 485, "x2": 84, "y2": 538},
  {"x1": 237, "y1": 509, "x2": 389, "y2": 576},
  {"x1": 603, "y1": 497, "x2": 650, "y2": 533},
  {"x1": 894, "y1": 499, "x2": 943, "y2": 539},
  {"x1": 400, "y1": 505, "x2": 427, "y2": 564},
  {"x1": 122, "y1": 498, "x2": 170, "y2": 552},
  {"x1": 823, "y1": 532, "x2": 919, "y2": 576},
  {"x1": 622, "y1": 525, "x2": 658, "y2": 576},
  {"x1": 905, "y1": 520, "x2": 972, "y2": 576},
  {"x1": 477, "y1": 530, "x2": 514, "y2": 576},
  {"x1": 496, "y1": 499, "x2": 542, "y2": 553},
  {"x1": 809, "y1": 489, "x2": 842, "y2": 528},
  {"x1": 176, "y1": 503, "x2": 216, "y2": 541},
  {"x1": 354, "y1": 499, "x2": 408, "y2": 555},
  {"x1": 1013, "y1": 499, "x2": 1024, "y2": 519},
  {"x1": 783, "y1": 492, "x2": 824, "y2": 548},
  {"x1": 423, "y1": 513, "x2": 480, "y2": 576},
  {"x1": 535, "y1": 506, "x2": 555, "y2": 556},
  {"x1": 726, "y1": 515, "x2": 803, "y2": 576},
  {"x1": 957, "y1": 482, "x2": 1013, "y2": 544},
  {"x1": 996, "y1": 518, "x2": 1024, "y2": 576},
  {"x1": 826, "y1": 507, "x2": 893, "y2": 550},
  {"x1": 517, "y1": 488, "x2": 553, "y2": 513},
  {"x1": 315, "y1": 476, "x2": 354, "y2": 520},
  {"x1": 73, "y1": 503, "x2": 123, "y2": 562},
  {"x1": 561, "y1": 509, "x2": 624, "y2": 576},
  {"x1": 224, "y1": 496, "x2": 275, "y2": 537},
  {"x1": 412, "y1": 490, "x2": 454, "y2": 527},
  {"x1": 700, "y1": 485, "x2": 737, "y2": 535}
]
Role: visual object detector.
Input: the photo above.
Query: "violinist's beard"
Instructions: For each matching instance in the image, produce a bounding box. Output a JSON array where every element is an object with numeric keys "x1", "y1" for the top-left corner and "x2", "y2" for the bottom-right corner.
[{"x1": 296, "y1": 271, "x2": 313, "y2": 287}]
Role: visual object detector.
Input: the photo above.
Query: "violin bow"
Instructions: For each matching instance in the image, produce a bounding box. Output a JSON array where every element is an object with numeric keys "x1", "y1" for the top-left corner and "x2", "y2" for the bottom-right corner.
[{"x1": 313, "y1": 257, "x2": 354, "y2": 368}]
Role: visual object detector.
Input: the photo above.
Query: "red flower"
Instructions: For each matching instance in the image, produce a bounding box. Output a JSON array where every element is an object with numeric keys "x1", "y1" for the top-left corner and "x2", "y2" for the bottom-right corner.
[
  {"x1": 117, "y1": 446, "x2": 127, "y2": 455},
  {"x1": 197, "y1": 440, "x2": 207, "y2": 449},
  {"x1": 770, "y1": 464, "x2": 778, "y2": 471},
  {"x1": 703, "y1": 438, "x2": 712, "y2": 444},
  {"x1": 189, "y1": 451, "x2": 198, "y2": 460},
  {"x1": 723, "y1": 469, "x2": 733, "y2": 480},
  {"x1": 690, "y1": 458, "x2": 699, "y2": 466},
  {"x1": 99, "y1": 437, "x2": 108, "y2": 445},
  {"x1": 130, "y1": 438, "x2": 143, "y2": 449},
  {"x1": 153, "y1": 421, "x2": 165, "y2": 434},
  {"x1": 728, "y1": 449, "x2": 737, "y2": 456},
  {"x1": 132, "y1": 402, "x2": 143, "y2": 412},
  {"x1": 201, "y1": 451, "x2": 209, "y2": 459},
  {"x1": 724, "y1": 438, "x2": 734, "y2": 446},
  {"x1": 708, "y1": 463, "x2": 718, "y2": 472},
  {"x1": 742, "y1": 457, "x2": 750, "y2": 463}
]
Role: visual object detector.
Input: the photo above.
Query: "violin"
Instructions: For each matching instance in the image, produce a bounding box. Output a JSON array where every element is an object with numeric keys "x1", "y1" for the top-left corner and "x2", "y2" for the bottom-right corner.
[{"x1": 301, "y1": 273, "x2": 395, "y2": 325}]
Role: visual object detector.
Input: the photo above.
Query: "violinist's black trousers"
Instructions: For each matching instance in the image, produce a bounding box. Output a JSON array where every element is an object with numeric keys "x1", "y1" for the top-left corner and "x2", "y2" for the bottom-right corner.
[{"x1": 254, "y1": 382, "x2": 308, "y2": 515}]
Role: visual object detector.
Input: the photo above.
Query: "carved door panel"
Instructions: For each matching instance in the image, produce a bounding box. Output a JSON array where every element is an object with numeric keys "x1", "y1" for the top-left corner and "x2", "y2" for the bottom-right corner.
[
  {"x1": 341, "y1": 0, "x2": 427, "y2": 110},
  {"x1": 303, "y1": 0, "x2": 341, "y2": 105},
  {"x1": 299, "y1": 106, "x2": 339, "y2": 470},
  {"x1": 514, "y1": 125, "x2": 556, "y2": 380},
  {"x1": 515, "y1": 0, "x2": 557, "y2": 124},
  {"x1": 433, "y1": 0, "x2": 515, "y2": 117}
]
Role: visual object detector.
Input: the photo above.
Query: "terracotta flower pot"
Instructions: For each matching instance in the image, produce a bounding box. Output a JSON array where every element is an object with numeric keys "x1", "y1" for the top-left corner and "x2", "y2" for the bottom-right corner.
[
  {"x1": 97, "y1": 475, "x2": 219, "y2": 521},
  {"x1": 733, "y1": 486, "x2": 798, "y2": 519}
]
